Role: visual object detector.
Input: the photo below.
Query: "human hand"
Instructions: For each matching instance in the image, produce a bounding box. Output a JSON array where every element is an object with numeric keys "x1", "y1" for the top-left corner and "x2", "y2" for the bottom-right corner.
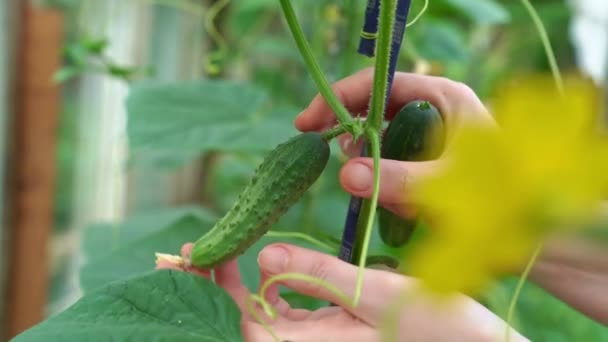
[
  {"x1": 295, "y1": 67, "x2": 495, "y2": 218},
  {"x1": 157, "y1": 243, "x2": 528, "y2": 342},
  {"x1": 295, "y1": 68, "x2": 608, "y2": 326}
]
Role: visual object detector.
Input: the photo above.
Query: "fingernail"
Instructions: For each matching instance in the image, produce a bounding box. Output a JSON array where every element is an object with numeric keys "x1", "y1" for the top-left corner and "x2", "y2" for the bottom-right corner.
[
  {"x1": 258, "y1": 246, "x2": 289, "y2": 274},
  {"x1": 345, "y1": 162, "x2": 372, "y2": 192},
  {"x1": 295, "y1": 107, "x2": 310, "y2": 121}
]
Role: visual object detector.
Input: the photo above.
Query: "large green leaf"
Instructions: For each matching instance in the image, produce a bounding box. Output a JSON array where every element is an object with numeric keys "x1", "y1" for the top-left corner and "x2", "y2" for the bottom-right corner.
[
  {"x1": 80, "y1": 208, "x2": 217, "y2": 292},
  {"x1": 442, "y1": 0, "x2": 510, "y2": 25},
  {"x1": 13, "y1": 271, "x2": 244, "y2": 342},
  {"x1": 126, "y1": 80, "x2": 298, "y2": 168},
  {"x1": 83, "y1": 206, "x2": 217, "y2": 261}
]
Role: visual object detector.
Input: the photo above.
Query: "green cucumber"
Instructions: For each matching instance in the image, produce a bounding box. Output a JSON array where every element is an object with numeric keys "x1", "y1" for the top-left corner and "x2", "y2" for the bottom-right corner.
[
  {"x1": 379, "y1": 100, "x2": 445, "y2": 247},
  {"x1": 191, "y1": 132, "x2": 330, "y2": 268}
]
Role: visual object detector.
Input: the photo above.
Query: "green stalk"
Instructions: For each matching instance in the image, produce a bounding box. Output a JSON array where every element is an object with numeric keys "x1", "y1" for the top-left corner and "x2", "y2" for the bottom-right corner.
[
  {"x1": 279, "y1": 0, "x2": 363, "y2": 138},
  {"x1": 351, "y1": 192, "x2": 373, "y2": 265},
  {"x1": 366, "y1": 0, "x2": 397, "y2": 131},
  {"x1": 353, "y1": 131, "x2": 381, "y2": 306},
  {"x1": 321, "y1": 125, "x2": 347, "y2": 140},
  {"x1": 520, "y1": 0, "x2": 564, "y2": 95},
  {"x1": 352, "y1": 0, "x2": 396, "y2": 285},
  {"x1": 505, "y1": 243, "x2": 543, "y2": 342}
]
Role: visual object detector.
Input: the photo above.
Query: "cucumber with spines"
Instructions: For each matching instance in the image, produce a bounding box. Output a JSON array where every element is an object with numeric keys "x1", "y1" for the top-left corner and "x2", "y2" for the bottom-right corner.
[
  {"x1": 379, "y1": 100, "x2": 445, "y2": 248},
  {"x1": 191, "y1": 132, "x2": 330, "y2": 268}
]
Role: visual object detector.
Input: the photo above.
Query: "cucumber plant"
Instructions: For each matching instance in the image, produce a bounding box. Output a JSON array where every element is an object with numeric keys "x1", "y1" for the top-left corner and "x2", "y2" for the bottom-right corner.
[
  {"x1": 176, "y1": 0, "x2": 568, "y2": 340},
  {"x1": 10, "y1": 0, "x2": 576, "y2": 341},
  {"x1": 171, "y1": 2, "x2": 402, "y2": 337}
]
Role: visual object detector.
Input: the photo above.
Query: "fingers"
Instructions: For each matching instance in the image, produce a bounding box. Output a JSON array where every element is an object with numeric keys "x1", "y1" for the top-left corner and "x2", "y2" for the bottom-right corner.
[
  {"x1": 257, "y1": 243, "x2": 415, "y2": 326},
  {"x1": 257, "y1": 272, "x2": 298, "y2": 319},
  {"x1": 214, "y1": 259, "x2": 243, "y2": 291},
  {"x1": 243, "y1": 320, "x2": 377, "y2": 342},
  {"x1": 339, "y1": 157, "x2": 438, "y2": 217},
  {"x1": 256, "y1": 244, "x2": 530, "y2": 342},
  {"x1": 295, "y1": 68, "x2": 491, "y2": 134},
  {"x1": 258, "y1": 273, "x2": 280, "y2": 305}
]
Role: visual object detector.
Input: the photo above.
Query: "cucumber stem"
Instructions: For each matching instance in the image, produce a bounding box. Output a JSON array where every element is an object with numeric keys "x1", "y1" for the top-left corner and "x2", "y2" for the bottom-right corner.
[
  {"x1": 366, "y1": 0, "x2": 397, "y2": 132},
  {"x1": 261, "y1": 273, "x2": 354, "y2": 307},
  {"x1": 353, "y1": 130, "x2": 381, "y2": 306},
  {"x1": 321, "y1": 125, "x2": 348, "y2": 141},
  {"x1": 246, "y1": 295, "x2": 280, "y2": 341},
  {"x1": 279, "y1": 0, "x2": 363, "y2": 138},
  {"x1": 520, "y1": 0, "x2": 564, "y2": 95},
  {"x1": 505, "y1": 243, "x2": 543, "y2": 342}
]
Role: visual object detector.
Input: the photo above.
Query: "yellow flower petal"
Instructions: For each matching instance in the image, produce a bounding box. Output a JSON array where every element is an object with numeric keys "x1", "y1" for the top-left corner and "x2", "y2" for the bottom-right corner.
[{"x1": 406, "y1": 74, "x2": 608, "y2": 296}]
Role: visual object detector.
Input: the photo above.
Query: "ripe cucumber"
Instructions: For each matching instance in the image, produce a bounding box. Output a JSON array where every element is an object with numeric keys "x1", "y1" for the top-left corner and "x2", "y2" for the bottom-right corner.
[
  {"x1": 379, "y1": 100, "x2": 445, "y2": 247},
  {"x1": 191, "y1": 132, "x2": 330, "y2": 268}
]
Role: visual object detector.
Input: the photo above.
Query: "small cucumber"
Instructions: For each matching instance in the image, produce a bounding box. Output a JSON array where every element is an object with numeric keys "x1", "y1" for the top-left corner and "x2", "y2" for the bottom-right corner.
[
  {"x1": 191, "y1": 132, "x2": 330, "y2": 268},
  {"x1": 379, "y1": 100, "x2": 445, "y2": 247}
]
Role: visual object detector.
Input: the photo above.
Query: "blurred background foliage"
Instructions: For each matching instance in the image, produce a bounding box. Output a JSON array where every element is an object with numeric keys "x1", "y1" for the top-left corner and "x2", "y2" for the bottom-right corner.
[{"x1": 45, "y1": 0, "x2": 607, "y2": 340}]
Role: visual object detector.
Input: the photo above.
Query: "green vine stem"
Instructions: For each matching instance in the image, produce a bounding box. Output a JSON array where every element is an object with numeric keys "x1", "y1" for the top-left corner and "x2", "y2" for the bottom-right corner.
[
  {"x1": 261, "y1": 273, "x2": 355, "y2": 307},
  {"x1": 505, "y1": 243, "x2": 544, "y2": 342},
  {"x1": 247, "y1": 273, "x2": 355, "y2": 342},
  {"x1": 279, "y1": 0, "x2": 363, "y2": 139},
  {"x1": 520, "y1": 0, "x2": 564, "y2": 95},
  {"x1": 366, "y1": 0, "x2": 397, "y2": 131},
  {"x1": 321, "y1": 125, "x2": 348, "y2": 140},
  {"x1": 244, "y1": 0, "x2": 394, "y2": 338},
  {"x1": 353, "y1": 131, "x2": 382, "y2": 305},
  {"x1": 351, "y1": 191, "x2": 373, "y2": 266},
  {"x1": 352, "y1": 0, "x2": 397, "y2": 270},
  {"x1": 246, "y1": 294, "x2": 280, "y2": 341}
]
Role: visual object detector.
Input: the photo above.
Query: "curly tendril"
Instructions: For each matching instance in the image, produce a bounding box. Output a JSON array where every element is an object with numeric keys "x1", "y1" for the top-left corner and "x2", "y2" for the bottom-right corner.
[{"x1": 204, "y1": 0, "x2": 231, "y2": 75}]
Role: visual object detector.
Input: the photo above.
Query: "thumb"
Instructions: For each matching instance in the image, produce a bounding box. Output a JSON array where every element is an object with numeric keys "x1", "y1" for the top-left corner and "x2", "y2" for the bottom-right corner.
[{"x1": 339, "y1": 157, "x2": 438, "y2": 216}]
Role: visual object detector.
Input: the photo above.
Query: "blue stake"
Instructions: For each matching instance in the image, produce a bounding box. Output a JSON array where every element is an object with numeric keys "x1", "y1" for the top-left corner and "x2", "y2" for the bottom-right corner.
[
  {"x1": 337, "y1": 0, "x2": 412, "y2": 265},
  {"x1": 358, "y1": 0, "x2": 380, "y2": 57}
]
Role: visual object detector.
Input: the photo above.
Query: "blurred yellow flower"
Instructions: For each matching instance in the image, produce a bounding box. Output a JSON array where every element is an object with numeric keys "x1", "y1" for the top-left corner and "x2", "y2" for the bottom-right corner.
[{"x1": 408, "y1": 75, "x2": 608, "y2": 296}]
